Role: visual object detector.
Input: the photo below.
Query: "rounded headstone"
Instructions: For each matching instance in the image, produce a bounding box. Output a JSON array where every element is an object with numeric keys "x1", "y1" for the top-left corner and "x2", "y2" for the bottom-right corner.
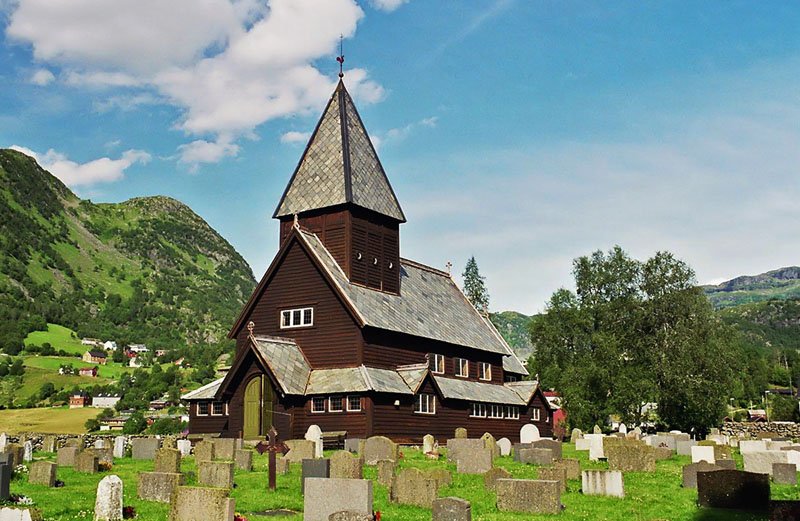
[
  {"x1": 619, "y1": 424, "x2": 627, "y2": 435},
  {"x1": 497, "y1": 437, "x2": 512, "y2": 456},
  {"x1": 305, "y1": 425, "x2": 324, "y2": 459},
  {"x1": 520, "y1": 424, "x2": 540, "y2": 444},
  {"x1": 94, "y1": 474, "x2": 123, "y2": 521}
]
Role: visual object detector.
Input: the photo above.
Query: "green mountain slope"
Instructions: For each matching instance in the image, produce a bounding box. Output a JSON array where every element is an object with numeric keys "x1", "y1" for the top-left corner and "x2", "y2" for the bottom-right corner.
[
  {"x1": 0, "y1": 149, "x2": 256, "y2": 351},
  {"x1": 490, "y1": 310, "x2": 533, "y2": 359},
  {"x1": 703, "y1": 266, "x2": 800, "y2": 308}
]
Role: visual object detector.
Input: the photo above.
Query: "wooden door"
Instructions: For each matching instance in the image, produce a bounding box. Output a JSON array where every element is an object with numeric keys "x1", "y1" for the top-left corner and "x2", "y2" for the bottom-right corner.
[
  {"x1": 243, "y1": 377, "x2": 261, "y2": 439},
  {"x1": 262, "y1": 378, "x2": 275, "y2": 434}
]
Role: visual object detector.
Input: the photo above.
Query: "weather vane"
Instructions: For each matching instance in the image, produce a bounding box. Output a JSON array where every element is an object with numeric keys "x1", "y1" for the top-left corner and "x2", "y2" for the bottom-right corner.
[{"x1": 336, "y1": 34, "x2": 345, "y2": 78}]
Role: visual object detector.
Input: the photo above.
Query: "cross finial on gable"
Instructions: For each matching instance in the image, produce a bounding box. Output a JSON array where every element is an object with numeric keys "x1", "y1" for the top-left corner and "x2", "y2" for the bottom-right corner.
[
  {"x1": 247, "y1": 321, "x2": 255, "y2": 334},
  {"x1": 336, "y1": 35, "x2": 345, "y2": 78},
  {"x1": 445, "y1": 261, "x2": 453, "y2": 275}
]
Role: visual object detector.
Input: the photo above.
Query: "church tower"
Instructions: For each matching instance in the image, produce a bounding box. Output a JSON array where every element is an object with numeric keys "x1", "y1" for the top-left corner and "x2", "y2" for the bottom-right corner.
[{"x1": 273, "y1": 80, "x2": 405, "y2": 294}]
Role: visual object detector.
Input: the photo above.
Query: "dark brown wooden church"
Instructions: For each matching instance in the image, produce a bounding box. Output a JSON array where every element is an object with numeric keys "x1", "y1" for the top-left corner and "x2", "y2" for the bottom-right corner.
[{"x1": 183, "y1": 80, "x2": 553, "y2": 443}]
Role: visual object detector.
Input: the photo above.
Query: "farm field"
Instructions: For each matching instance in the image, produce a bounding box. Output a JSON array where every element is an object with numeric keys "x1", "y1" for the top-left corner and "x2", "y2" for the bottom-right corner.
[
  {"x1": 0, "y1": 407, "x2": 97, "y2": 434},
  {"x1": 22, "y1": 355, "x2": 133, "y2": 379},
  {"x1": 23, "y1": 324, "x2": 86, "y2": 355},
  {"x1": 10, "y1": 442, "x2": 800, "y2": 520}
]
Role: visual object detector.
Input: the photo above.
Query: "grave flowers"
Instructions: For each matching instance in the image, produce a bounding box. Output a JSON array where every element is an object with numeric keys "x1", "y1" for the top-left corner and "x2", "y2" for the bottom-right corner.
[{"x1": 123, "y1": 506, "x2": 136, "y2": 519}]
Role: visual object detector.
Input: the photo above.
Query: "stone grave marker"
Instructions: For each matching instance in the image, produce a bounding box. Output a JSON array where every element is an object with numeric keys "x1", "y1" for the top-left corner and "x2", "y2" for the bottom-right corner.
[
  {"x1": 113, "y1": 436, "x2": 126, "y2": 459},
  {"x1": 138, "y1": 472, "x2": 184, "y2": 503},
  {"x1": 511, "y1": 443, "x2": 532, "y2": 462},
  {"x1": 520, "y1": 424, "x2": 540, "y2": 443},
  {"x1": 554, "y1": 458, "x2": 581, "y2": 480},
  {"x1": 584, "y1": 434, "x2": 605, "y2": 461},
  {"x1": 330, "y1": 450, "x2": 363, "y2": 479},
  {"x1": 95, "y1": 439, "x2": 109, "y2": 449},
  {"x1": 676, "y1": 440, "x2": 697, "y2": 456},
  {"x1": 481, "y1": 432, "x2": 499, "y2": 458},
  {"x1": 392, "y1": 468, "x2": 438, "y2": 508},
  {"x1": 653, "y1": 447, "x2": 673, "y2": 461},
  {"x1": 423, "y1": 434, "x2": 435, "y2": 454},
  {"x1": 301, "y1": 458, "x2": 330, "y2": 494},
  {"x1": 176, "y1": 439, "x2": 192, "y2": 457},
  {"x1": 27, "y1": 461, "x2": 56, "y2": 487},
  {"x1": 344, "y1": 438, "x2": 362, "y2": 454},
  {"x1": 276, "y1": 456, "x2": 290, "y2": 475},
  {"x1": 518, "y1": 448, "x2": 554, "y2": 466},
  {"x1": 303, "y1": 478, "x2": 372, "y2": 521},
  {"x1": 457, "y1": 448, "x2": 493, "y2": 474},
  {"x1": 162, "y1": 436, "x2": 177, "y2": 450},
  {"x1": 131, "y1": 438, "x2": 160, "y2": 460},
  {"x1": 64, "y1": 437, "x2": 82, "y2": 449},
  {"x1": 0, "y1": 460, "x2": 9, "y2": 501},
  {"x1": 41, "y1": 435, "x2": 56, "y2": 453},
  {"x1": 94, "y1": 475, "x2": 123, "y2": 521},
  {"x1": 22, "y1": 441, "x2": 32, "y2": 462},
  {"x1": 305, "y1": 425, "x2": 323, "y2": 459},
  {"x1": 651, "y1": 435, "x2": 676, "y2": 451},
  {"x1": 193, "y1": 440, "x2": 215, "y2": 463},
  {"x1": 0, "y1": 433, "x2": 6, "y2": 452},
  {"x1": 363, "y1": 436, "x2": 397, "y2": 465},
  {"x1": 447, "y1": 438, "x2": 484, "y2": 463},
  {"x1": 483, "y1": 467, "x2": 511, "y2": 492},
  {"x1": 432, "y1": 497, "x2": 471, "y2": 521},
  {"x1": 716, "y1": 459, "x2": 737, "y2": 470},
  {"x1": 532, "y1": 439, "x2": 562, "y2": 460},
  {"x1": 539, "y1": 466, "x2": 568, "y2": 492},
  {"x1": 743, "y1": 451, "x2": 789, "y2": 475},
  {"x1": 234, "y1": 449, "x2": 253, "y2": 471},
  {"x1": 377, "y1": 459, "x2": 395, "y2": 488},
  {"x1": 691, "y1": 445, "x2": 715, "y2": 464},
  {"x1": 740, "y1": 440, "x2": 768, "y2": 454},
  {"x1": 574, "y1": 438, "x2": 591, "y2": 451},
  {"x1": 91, "y1": 447, "x2": 114, "y2": 467},
  {"x1": 495, "y1": 479, "x2": 561, "y2": 514},
  {"x1": 619, "y1": 424, "x2": 627, "y2": 434},
  {"x1": 0, "y1": 507, "x2": 42, "y2": 520},
  {"x1": 75, "y1": 451, "x2": 99, "y2": 474},
  {"x1": 697, "y1": 469, "x2": 769, "y2": 511},
  {"x1": 682, "y1": 461, "x2": 721, "y2": 489},
  {"x1": 581, "y1": 470, "x2": 624, "y2": 498},
  {"x1": 454, "y1": 428, "x2": 467, "y2": 439},
  {"x1": 3, "y1": 444, "x2": 23, "y2": 467},
  {"x1": 773, "y1": 463, "x2": 797, "y2": 485},
  {"x1": 212, "y1": 439, "x2": 237, "y2": 461},
  {"x1": 570, "y1": 428, "x2": 583, "y2": 441},
  {"x1": 169, "y1": 486, "x2": 235, "y2": 521},
  {"x1": 57, "y1": 447, "x2": 79, "y2": 467},
  {"x1": 593, "y1": 425, "x2": 602, "y2": 434},
  {"x1": 154, "y1": 448, "x2": 181, "y2": 474},
  {"x1": 198, "y1": 461, "x2": 234, "y2": 489},
  {"x1": 284, "y1": 439, "x2": 315, "y2": 463},
  {"x1": 497, "y1": 438, "x2": 511, "y2": 456}
]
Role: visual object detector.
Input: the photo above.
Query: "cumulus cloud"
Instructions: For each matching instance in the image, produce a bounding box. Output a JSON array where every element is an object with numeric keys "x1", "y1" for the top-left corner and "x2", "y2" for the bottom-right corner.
[
  {"x1": 6, "y1": 0, "x2": 385, "y2": 170},
  {"x1": 375, "y1": 115, "x2": 438, "y2": 148},
  {"x1": 280, "y1": 131, "x2": 312, "y2": 144},
  {"x1": 29, "y1": 68, "x2": 54, "y2": 86},
  {"x1": 10, "y1": 145, "x2": 151, "y2": 186},
  {"x1": 369, "y1": 0, "x2": 409, "y2": 12}
]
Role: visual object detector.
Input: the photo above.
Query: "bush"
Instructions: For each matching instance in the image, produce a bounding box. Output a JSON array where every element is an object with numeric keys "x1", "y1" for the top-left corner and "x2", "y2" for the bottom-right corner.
[
  {"x1": 771, "y1": 395, "x2": 800, "y2": 422},
  {"x1": 122, "y1": 412, "x2": 147, "y2": 434},
  {"x1": 146, "y1": 417, "x2": 184, "y2": 435},
  {"x1": 85, "y1": 418, "x2": 100, "y2": 432}
]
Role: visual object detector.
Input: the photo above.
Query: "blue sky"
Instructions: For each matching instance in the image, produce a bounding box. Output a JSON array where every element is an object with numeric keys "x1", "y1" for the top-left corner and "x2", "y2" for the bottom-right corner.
[{"x1": 2, "y1": 1, "x2": 800, "y2": 314}]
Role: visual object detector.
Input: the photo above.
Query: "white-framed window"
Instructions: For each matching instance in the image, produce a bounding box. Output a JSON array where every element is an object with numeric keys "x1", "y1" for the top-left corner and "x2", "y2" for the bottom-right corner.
[
  {"x1": 197, "y1": 402, "x2": 209, "y2": 416},
  {"x1": 455, "y1": 358, "x2": 469, "y2": 378},
  {"x1": 506, "y1": 375, "x2": 518, "y2": 382},
  {"x1": 311, "y1": 397, "x2": 326, "y2": 413},
  {"x1": 329, "y1": 396, "x2": 344, "y2": 413},
  {"x1": 480, "y1": 362, "x2": 491, "y2": 381},
  {"x1": 347, "y1": 395, "x2": 362, "y2": 412},
  {"x1": 488, "y1": 404, "x2": 504, "y2": 419},
  {"x1": 430, "y1": 354, "x2": 445, "y2": 374},
  {"x1": 470, "y1": 403, "x2": 487, "y2": 418},
  {"x1": 532, "y1": 407, "x2": 541, "y2": 421},
  {"x1": 212, "y1": 401, "x2": 225, "y2": 416},
  {"x1": 280, "y1": 307, "x2": 314, "y2": 329},
  {"x1": 506, "y1": 406, "x2": 519, "y2": 420},
  {"x1": 414, "y1": 394, "x2": 436, "y2": 415}
]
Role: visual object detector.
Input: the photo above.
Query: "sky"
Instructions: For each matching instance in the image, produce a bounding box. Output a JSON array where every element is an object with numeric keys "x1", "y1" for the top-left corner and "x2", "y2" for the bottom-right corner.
[{"x1": 2, "y1": 0, "x2": 800, "y2": 315}]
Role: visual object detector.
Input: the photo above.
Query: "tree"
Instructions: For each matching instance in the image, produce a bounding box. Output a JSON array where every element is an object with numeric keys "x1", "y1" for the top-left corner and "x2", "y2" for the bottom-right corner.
[
  {"x1": 462, "y1": 256, "x2": 490, "y2": 313},
  {"x1": 530, "y1": 246, "x2": 736, "y2": 433},
  {"x1": 122, "y1": 411, "x2": 147, "y2": 434},
  {"x1": 38, "y1": 382, "x2": 56, "y2": 401},
  {"x1": 85, "y1": 418, "x2": 101, "y2": 432}
]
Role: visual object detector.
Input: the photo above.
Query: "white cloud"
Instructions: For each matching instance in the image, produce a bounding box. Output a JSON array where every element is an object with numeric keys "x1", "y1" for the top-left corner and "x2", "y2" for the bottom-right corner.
[
  {"x1": 29, "y1": 68, "x2": 54, "y2": 86},
  {"x1": 377, "y1": 115, "x2": 438, "y2": 147},
  {"x1": 280, "y1": 131, "x2": 312, "y2": 144},
  {"x1": 369, "y1": 0, "x2": 409, "y2": 13},
  {"x1": 10, "y1": 145, "x2": 151, "y2": 186},
  {"x1": 6, "y1": 0, "x2": 384, "y2": 169},
  {"x1": 177, "y1": 139, "x2": 240, "y2": 172}
]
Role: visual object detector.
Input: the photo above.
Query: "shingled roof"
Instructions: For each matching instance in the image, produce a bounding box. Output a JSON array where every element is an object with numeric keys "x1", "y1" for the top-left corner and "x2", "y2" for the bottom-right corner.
[{"x1": 273, "y1": 80, "x2": 405, "y2": 222}]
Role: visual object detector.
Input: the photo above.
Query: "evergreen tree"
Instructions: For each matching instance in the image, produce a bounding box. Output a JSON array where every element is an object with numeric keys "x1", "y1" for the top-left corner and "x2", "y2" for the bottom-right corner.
[{"x1": 462, "y1": 256, "x2": 490, "y2": 313}]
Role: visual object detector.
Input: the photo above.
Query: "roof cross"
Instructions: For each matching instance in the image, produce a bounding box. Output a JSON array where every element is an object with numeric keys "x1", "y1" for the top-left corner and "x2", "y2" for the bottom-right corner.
[{"x1": 336, "y1": 34, "x2": 345, "y2": 78}]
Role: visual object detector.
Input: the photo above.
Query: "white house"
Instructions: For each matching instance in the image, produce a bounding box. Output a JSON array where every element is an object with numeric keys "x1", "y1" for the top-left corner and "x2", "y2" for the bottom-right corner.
[
  {"x1": 129, "y1": 357, "x2": 142, "y2": 368},
  {"x1": 91, "y1": 395, "x2": 121, "y2": 409},
  {"x1": 103, "y1": 341, "x2": 117, "y2": 351},
  {"x1": 128, "y1": 344, "x2": 148, "y2": 353}
]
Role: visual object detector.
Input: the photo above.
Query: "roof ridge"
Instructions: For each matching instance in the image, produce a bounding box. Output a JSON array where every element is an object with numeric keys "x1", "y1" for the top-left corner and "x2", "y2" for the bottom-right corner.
[
  {"x1": 251, "y1": 334, "x2": 299, "y2": 345},
  {"x1": 396, "y1": 363, "x2": 429, "y2": 371},
  {"x1": 400, "y1": 257, "x2": 451, "y2": 277}
]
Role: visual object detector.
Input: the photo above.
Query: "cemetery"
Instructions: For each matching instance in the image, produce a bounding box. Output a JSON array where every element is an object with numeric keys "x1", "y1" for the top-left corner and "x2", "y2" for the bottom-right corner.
[{"x1": 0, "y1": 427, "x2": 799, "y2": 520}]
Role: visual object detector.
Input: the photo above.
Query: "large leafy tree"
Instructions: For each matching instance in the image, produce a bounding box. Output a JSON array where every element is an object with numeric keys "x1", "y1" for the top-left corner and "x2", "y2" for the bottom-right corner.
[
  {"x1": 463, "y1": 256, "x2": 490, "y2": 313},
  {"x1": 530, "y1": 247, "x2": 736, "y2": 433}
]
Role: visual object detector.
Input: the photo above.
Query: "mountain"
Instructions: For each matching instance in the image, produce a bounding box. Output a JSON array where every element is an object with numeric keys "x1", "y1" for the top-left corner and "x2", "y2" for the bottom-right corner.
[
  {"x1": 490, "y1": 310, "x2": 533, "y2": 360},
  {"x1": 703, "y1": 266, "x2": 800, "y2": 308},
  {"x1": 0, "y1": 149, "x2": 256, "y2": 351}
]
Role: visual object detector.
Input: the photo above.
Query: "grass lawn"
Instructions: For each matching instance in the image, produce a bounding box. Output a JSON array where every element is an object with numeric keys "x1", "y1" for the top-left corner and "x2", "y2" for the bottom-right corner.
[
  {"x1": 23, "y1": 355, "x2": 134, "y2": 379},
  {"x1": 9, "y1": 443, "x2": 800, "y2": 520},
  {"x1": 24, "y1": 324, "x2": 86, "y2": 355},
  {"x1": 0, "y1": 407, "x2": 97, "y2": 434}
]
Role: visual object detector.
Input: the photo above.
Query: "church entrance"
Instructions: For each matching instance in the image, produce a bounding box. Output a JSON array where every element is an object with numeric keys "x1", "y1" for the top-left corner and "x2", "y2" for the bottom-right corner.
[{"x1": 243, "y1": 375, "x2": 275, "y2": 439}]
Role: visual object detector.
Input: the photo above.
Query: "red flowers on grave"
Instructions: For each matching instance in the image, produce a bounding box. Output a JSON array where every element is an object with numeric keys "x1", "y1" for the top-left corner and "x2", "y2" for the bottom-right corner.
[
  {"x1": 122, "y1": 506, "x2": 136, "y2": 518},
  {"x1": 234, "y1": 514, "x2": 248, "y2": 521}
]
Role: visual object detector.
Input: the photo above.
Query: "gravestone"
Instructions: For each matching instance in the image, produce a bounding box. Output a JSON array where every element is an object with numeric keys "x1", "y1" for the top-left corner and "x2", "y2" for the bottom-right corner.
[
  {"x1": 574, "y1": 438, "x2": 591, "y2": 451},
  {"x1": 512, "y1": 443, "x2": 532, "y2": 462},
  {"x1": 447, "y1": 439, "x2": 484, "y2": 462},
  {"x1": 169, "y1": 486, "x2": 235, "y2": 521},
  {"x1": 22, "y1": 441, "x2": 32, "y2": 462},
  {"x1": 64, "y1": 437, "x2": 83, "y2": 449},
  {"x1": 301, "y1": 458, "x2": 330, "y2": 494},
  {"x1": 276, "y1": 456, "x2": 290, "y2": 475},
  {"x1": 0, "y1": 460, "x2": 10, "y2": 500},
  {"x1": 532, "y1": 439, "x2": 562, "y2": 460},
  {"x1": 113, "y1": 436, "x2": 126, "y2": 459},
  {"x1": 193, "y1": 440, "x2": 215, "y2": 462},
  {"x1": 481, "y1": 432, "x2": 499, "y2": 458},
  {"x1": 743, "y1": 451, "x2": 789, "y2": 475},
  {"x1": 284, "y1": 439, "x2": 315, "y2": 463},
  {"x1": 91, "y1": 447, "x2": 114, "y2": 467},
  {"x1": 162, "y1": 437, "x2": 177, "y2": 450},
  {"x1": 303, "y1": 478, "x2": 372, "y2": 521},
  {"x1": 344, "y1": 438, "x2": 363, "y2": 454},
  {"x1": 305, "y1": 425, "x2": 324, "y2": 459},
  {"x1": 362, "y1": 436, "x2": 397, "y2": 465},
  {"x1": 697, "y1": 469, "x2": 769, "y2": 511},
  {"x1": 330, "y1": 450, "x2": 363, "y2": 479},
  {"x1": 432, "y1": 497, "x2": 471, "y2": 521},
  {"x1": 176, "y1": 440, "x2": 192, "y2": 457},
  {"x1": 651, "y1": 435, "x2": 676, "y2": 451},
  {"x1": 692, "y1": 445, "x2": 715, "y2": 464},
  {"x1": 27, "y1": 461, "x2": 56, "y2": 487},
  {"x1": 212, "y1": 439, "x2": 237, "y2": 461},
  {"x1": 75, "y1": 451, "x2": 99, "y2": 474},
  {"x1": 653, "y1": 447, "x2": 673, "y2": 461},
  {"x1": 483, "y1": 467, "x2": 511, "y2": 492},
  {"x1": 3, "y1": 444, "x2": 23, "y2": 467},
  {"x1": 495, "y1": 479, "x2": 561, "y2": 514},
  {"x1": 555, "y1": 458, "x2": 581, "y2": 480},
  {"x1": 57, "y1": 447, "x2": 79, "y2": 467},
  {"x1": 618, "y1": 424, "x2": 627, "y2": 435},
  {"x1": 518, "y1": 448, "x2": 554, "y2": 465},
  {"x1": 94, "y1": 475, "x2": 123, "y2": 521},
  {"x1": 497, "y1": 438, "x2": 511, "y2": 456},
  {"x1": 581, "y1": 470, "x2": 624, "y2": 498},
  {"x1": 95, "y1": 439, "x2": 109, "y2": 449},
  {"x1": 0, "y1": 507, "x2": 43, "y2": 520},
  {"x1": 585, "y1": 434, "x2": 605, "y2": 461},
  {"x1": 739, "y1": 440, "x2": 768, "y2": 454},
  {"x1": 539, "y1": 466, "x2": 568, "y2": 492},
  {"x1": 423, "y1": 434, "x2": 435, "y2": 454},
  {"x1": 138, "y1": 472, "x2": 184, "y2": 503},
  {"x1": 0, "y1": 433, "x2": 6, "y2": 452},
  {"x1": 520, "y1": 424, "x2": 540, "y2": 444},
  {"x1": 773, "y1": 463, "x2": 797, "y2": 485},
  {"x1": 570, "y1": 428, "x2": 583, "y2": 441},
  {"x1": 717, "y1": 459, "x2": 737, "y2": 470},
  {"x1": 154, "y1": 448, "x2": 181, "y2": 474},
  {"x1": 454, "y1": 428, "x2": 467, "y2": 439},
  {"x1": 41, "y1": 435, "x2": 56, "y2": 453},
  {"x1": 426, "y1": 468, "x2": 452, "y2": 489},
  {"x1": 198, "y1": 461, "x2": 234, "y2": 489},
  {"x1": 234, "y1": 449, "x2": 253, "y2": 471},
  {"x1": 377, "y1": 459, "x2": 395, "y2": 488},
  {"x1": 593, "y1": 425, "x2": 602, "y2": 434},
  {"x1": 131, "y1": 438, "x2": 160, "y2": 460},
  {"x1": 392, "y1": 468, "x2": 438, "y2": 508},
  {"x1": 456, "y1": 448, "x2": 493, "y2": 474},
  {"x1": 676, "y1": 440, "x2": 697, "y2": 456},
  {"x1": 682, "y1": 461, "x2": 721, "y2": 489}
]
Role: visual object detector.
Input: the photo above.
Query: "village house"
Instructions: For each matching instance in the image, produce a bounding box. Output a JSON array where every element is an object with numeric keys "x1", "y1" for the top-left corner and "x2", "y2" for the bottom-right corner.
[
  {"x1": 78, "y1": 366, "x2": 98, "y2": 378},
  {"x1": 103, "y1": 340, "x2": 117, "y2": 351},
  {"x1": 182, "y1": 79, "x2": 552, "y2": 443},
  {"x1": 91, "y1": 394, "x2": 121, "y2": 409},
  {"x1": 128, "y1": 344, "x2": 148, "y2": 354},
  {"x1": 82, "y1": 350, "x2": 107, "y2": 365},
  {"x1": 69, "y1": 392, "x2": 90, "y2": 409},
  {"x1": 99, "y1": 416, "x2": 127, "y2": 431},
  {"x1": 80, "y1": 338, "x2": 102, "y2": 347}
]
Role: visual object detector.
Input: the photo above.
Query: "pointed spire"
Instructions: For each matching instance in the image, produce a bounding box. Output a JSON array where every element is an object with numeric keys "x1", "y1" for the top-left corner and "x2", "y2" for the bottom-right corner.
[{"x1": 273, "y1": 80, "x2": 405, "y2": 222}]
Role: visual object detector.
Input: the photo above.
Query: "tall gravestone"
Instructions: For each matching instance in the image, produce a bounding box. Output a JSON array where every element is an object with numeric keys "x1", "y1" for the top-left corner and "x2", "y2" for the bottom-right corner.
[
  {"x1": 94, "y1": 475, "x2": 123, "y2": 521},
  {"x1": 301, "y1": 458, "x2": 330, "y2": 494},
  {"x1": 305, "y1": 425, "x2": 323, "y2": 459},
  {"x1": 113, "y1": 436, "x2": 126, "y2": 459},
  {"x1": 520, "y1": 424, "x2": 540, "y2": 444}
]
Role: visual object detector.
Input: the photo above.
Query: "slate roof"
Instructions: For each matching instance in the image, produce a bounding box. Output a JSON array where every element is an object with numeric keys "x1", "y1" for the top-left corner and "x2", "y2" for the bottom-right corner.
[
  {"x1": 433, "y1": 376, "x2": 528, "y2": 406},
  {"x1": 251, "y1": 336, "x2": 311, "y2": 396},
  {"x1": 504, "y1": 380, "x2": 540, "y2": 403},
  {"x1": 396, "y1": 364, "x2": 429, "y2": 393},
  {"x1": 274, "y1": 80, "x2": 405, "y2": 222},
  {"x1": 182, "y1": 377, "x2": 224, "y2": 401}
]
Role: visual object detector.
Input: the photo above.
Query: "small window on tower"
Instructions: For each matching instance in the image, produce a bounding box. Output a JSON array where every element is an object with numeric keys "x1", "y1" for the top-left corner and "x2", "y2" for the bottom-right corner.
[{"x1": 280, "y1": 307, "x2": 314, "y2": 328}]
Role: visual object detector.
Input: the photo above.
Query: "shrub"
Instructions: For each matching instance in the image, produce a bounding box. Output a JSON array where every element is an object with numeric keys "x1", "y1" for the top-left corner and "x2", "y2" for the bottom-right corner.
[{"x1": 122, "y1": 412, "x2": 147, "y2": 434}]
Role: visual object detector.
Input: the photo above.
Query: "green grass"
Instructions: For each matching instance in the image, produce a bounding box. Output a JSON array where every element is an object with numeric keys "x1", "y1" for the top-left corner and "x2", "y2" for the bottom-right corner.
[
  {"x1": 9, "y1": 443, "x2": 800, "y2": 520},
  {"x1": 0, "y1": 407, "x2": 98, "y2": 434},
  {"x1": 23, "y1": 356, "x2": 134, "y2": 379},
  {"x1": 24, "y1": 324, "x2": 86, "y2": 355}
]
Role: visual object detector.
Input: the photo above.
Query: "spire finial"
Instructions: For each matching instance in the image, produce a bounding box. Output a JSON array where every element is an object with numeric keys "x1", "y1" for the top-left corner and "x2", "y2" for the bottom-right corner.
[{"x1": 336, "y1": 34, "x2": 345, "y2": 79}]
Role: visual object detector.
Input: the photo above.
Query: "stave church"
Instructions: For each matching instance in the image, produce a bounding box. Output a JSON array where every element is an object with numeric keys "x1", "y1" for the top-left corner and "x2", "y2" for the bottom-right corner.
[{"x1": 183, "y1": 77, "x2": 553, "y2": 443}]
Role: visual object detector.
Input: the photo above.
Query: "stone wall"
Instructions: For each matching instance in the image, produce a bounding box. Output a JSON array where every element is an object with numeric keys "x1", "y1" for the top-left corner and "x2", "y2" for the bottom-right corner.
[
  {"x1": 721, "y1": 422, "x2": 800, "y2": 439},
  {"x1": 3, "y1": 433, "x2": 169, "y2": 452}
]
